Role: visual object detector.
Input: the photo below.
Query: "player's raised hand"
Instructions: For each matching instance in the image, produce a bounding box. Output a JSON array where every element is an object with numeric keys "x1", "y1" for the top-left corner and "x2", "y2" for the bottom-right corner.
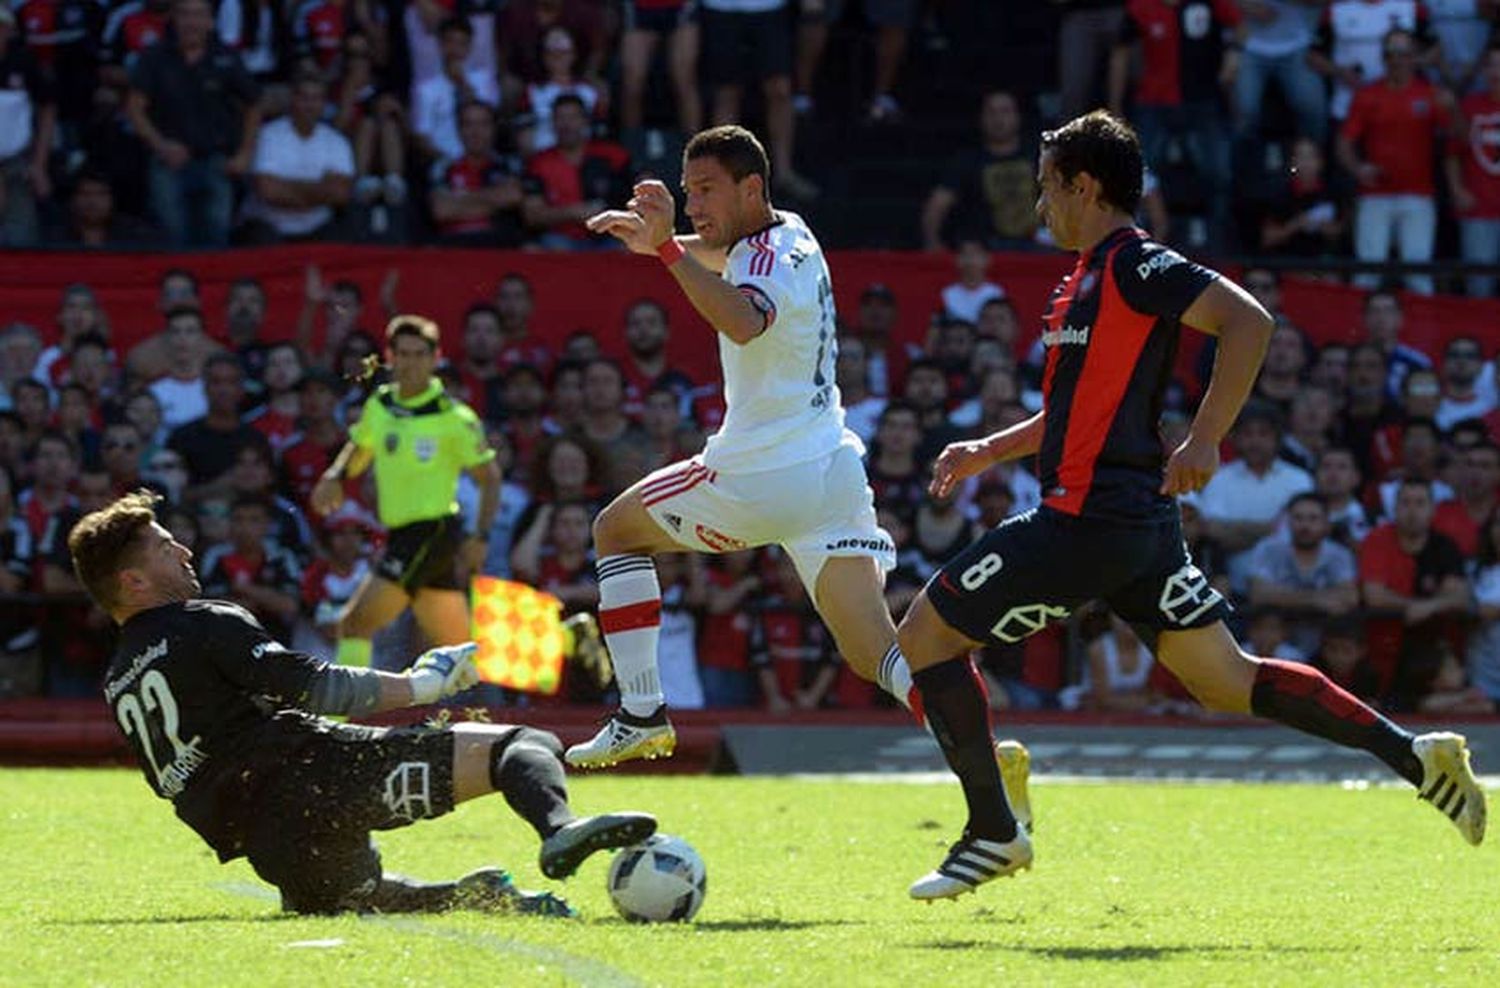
[
  {"x1": 1161, "y1": 434, "x2": 1219, "y2": 496},
  {"x1": 627, "y1": 179, "x2": 677, "y2": 242},
  {"x1": 929, "y1": 439, "x2": 998, "y2": 498},
  {"x1": 586, "y1": 208, "x2": 656, "y2": 254}
]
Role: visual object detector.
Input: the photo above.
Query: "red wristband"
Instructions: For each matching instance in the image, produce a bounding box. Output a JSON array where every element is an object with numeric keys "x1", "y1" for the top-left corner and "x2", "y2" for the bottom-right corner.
[{"x1": 656, "y1": 238, "x2": 685, "y2": 267}]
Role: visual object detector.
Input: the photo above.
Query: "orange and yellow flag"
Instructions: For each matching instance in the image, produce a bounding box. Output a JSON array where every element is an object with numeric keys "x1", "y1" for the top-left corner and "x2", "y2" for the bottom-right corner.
[{"x1": 470, "y1": 576, "x2": 567, "y2": 695}]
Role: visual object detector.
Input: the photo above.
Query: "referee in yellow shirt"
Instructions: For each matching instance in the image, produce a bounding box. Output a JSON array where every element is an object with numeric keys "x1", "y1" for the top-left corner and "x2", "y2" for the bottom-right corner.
[{"x1": 312, "y1": 315, "x2": 502, "y2": 667}]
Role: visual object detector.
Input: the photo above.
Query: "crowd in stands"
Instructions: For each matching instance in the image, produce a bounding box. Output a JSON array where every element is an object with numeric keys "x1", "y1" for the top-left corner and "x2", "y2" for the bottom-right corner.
[
  {"x1": 2, "y1": 251, "x2": 1499, "y2": 719},
  {"x1": 0, "y1": 1, "x2": 1498, "y2": 290}
]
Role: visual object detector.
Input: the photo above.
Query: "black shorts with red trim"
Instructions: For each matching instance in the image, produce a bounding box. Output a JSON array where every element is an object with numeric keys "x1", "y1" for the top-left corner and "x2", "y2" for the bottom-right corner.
[{"x1": 925, "y1": 505, "x2": 1229, "y2": 647}]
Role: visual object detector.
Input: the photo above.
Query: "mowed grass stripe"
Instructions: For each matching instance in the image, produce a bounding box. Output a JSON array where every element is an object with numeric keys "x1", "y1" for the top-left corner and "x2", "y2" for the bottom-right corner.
[{"x1": 2, "y1": 769, "x2": 1497, "y2": 986}]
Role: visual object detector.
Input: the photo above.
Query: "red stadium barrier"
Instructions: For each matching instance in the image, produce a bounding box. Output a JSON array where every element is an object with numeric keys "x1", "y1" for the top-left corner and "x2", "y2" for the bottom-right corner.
[{"x1": 5, "y1": 247, "x2": 1497, "y2": 385}]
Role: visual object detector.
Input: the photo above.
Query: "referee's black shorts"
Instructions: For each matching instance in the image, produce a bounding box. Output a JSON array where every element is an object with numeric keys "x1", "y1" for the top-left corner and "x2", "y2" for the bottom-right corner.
[
  {"x1": 376, "y1": 513, "x2": 466, "y2": 592},
  {"x1": 924, "y1": 506, "x2": 1230, "y2": 647}
]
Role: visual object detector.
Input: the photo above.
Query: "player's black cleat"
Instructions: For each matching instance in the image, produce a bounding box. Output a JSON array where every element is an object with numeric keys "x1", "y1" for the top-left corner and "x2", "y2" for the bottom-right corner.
[
  {"x1": 539, "y1": 812, "x2": 658, "y2": 880},
  {"x1": 452, "y1": 868, "x2": 577, "y2": 918}
]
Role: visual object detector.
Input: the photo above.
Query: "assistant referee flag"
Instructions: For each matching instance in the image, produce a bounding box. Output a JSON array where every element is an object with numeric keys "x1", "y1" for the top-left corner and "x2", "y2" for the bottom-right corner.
[{"x1": 470, "y1": 576, "x2": 567, "y2": 695}]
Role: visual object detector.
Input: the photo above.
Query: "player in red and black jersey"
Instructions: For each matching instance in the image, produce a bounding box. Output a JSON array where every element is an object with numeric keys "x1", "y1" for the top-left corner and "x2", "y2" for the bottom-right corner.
[
  {"x1": 896, "y1": 111, "x2": 1487, "y2": 903},
  {"x1": 68, "y1": 491, "x2": 655, "y2": 915}
]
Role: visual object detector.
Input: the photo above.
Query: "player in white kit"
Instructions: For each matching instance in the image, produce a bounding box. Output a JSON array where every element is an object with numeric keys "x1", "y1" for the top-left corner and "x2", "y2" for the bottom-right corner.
[{"x1": 567, "y1": 128, "x2": 1032, "y2": 820}]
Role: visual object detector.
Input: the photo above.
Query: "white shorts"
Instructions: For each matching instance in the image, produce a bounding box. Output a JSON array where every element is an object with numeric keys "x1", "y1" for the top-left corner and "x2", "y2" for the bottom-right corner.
[{"x1": 639, "y1": 437, "x2": 896, "y2": 593}]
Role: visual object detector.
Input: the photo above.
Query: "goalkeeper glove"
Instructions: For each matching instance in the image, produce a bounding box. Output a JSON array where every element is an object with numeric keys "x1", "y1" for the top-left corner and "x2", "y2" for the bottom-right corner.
[{"x1": 408, "y1": 641, "x2": 480, "y2": 705}]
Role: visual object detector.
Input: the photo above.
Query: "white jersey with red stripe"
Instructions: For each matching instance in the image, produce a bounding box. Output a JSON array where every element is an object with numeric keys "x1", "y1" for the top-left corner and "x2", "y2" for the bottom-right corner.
[{"x1": 702, "y1": 210, "x2": 848, "y2": 474}]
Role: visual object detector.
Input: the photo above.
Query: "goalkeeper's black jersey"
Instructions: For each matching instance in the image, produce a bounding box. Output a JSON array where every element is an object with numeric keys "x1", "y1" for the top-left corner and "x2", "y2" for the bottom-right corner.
[{"x1": 104, "y1": 600, "x2": 332, "y2": 858}]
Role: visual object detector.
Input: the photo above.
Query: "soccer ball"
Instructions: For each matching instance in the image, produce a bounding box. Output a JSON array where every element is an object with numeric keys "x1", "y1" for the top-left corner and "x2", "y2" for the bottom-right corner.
[{"x1": 606, "y1": 834, "x2": 707, "y2": 923}]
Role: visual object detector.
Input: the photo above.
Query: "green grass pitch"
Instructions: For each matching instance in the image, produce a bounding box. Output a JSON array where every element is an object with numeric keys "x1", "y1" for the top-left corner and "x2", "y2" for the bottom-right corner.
[{"x1": 2, "y1": 769, "x2": 1497, "y2": 986}]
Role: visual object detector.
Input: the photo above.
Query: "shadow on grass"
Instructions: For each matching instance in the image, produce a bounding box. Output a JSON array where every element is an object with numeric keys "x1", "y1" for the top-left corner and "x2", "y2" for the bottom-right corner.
[
  {"x1": 691, "y1": 918, "x2": 860, "y2": 932},
  {"x1": 916, "y1": 941, "x2": 1484, "y2": 960},
  {"x1": 46, "y1": 913, "x2": 298, "y2": 927}
]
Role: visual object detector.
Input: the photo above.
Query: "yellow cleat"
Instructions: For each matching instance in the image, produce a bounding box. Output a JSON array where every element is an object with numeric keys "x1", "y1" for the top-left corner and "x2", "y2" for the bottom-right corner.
[{"x1": 564, "y1": 710, "x2": 676, "y2": 769}]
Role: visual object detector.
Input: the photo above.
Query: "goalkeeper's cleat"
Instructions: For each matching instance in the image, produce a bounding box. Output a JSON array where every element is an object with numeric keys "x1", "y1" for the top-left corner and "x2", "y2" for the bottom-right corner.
[
  {"x1": 1414, "y1": 732, "x2": 1487, "y2": 846},
  {"x1": 562, "y1": 613, "x2": 613, "y2": 690},
  {"x1": 995, "y1": 739, "x2": 1033, "y2": 833},
  {"x1": 539, "y1": 812, "x2": 658, "y2": 880},
  {"x1": 909, "y1": 826, "x2": 1033, "y2": 901},
  {"x1": 452, "y1": 868, "x2": 576, "y2": 918},
  {"x1": 564, "y1": 707, "x2": 676, "y2": 768}
]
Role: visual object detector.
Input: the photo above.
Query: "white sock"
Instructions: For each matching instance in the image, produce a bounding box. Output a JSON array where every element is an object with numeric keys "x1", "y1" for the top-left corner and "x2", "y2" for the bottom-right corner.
[
  {"x1": 596, "y1": 554, "x2": 663, "y2": 717},
  {"x1": 877, "y1": 642, "x2": 915, "y2": 712}
]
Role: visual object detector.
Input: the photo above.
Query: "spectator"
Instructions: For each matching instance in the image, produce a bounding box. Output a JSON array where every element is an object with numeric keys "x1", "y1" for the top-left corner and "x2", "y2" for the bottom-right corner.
[
  {"x1": 1337, "y1": 27, "x2": 1453, "y2": 295},
  {"x1": 0, "y1": 412, "x2": 25, "y2": 480},
  {"x1": 412, "y1": 16, "x2": 501, "y2": 163},
  {"x1": 1340, "y1": 342, "x2": 1399, "y2": 483},
  {"x1": 295, "y1": 509, "x2": 373, "y2": 661},
  {"x1": 225, "y1": 439, "x2": 314, "y2": 562},
  {"x1": 1109, "y1": 0, "x2": 1241, "y2": 248},
  {"x1": 511, "y1": 431, "x2": 605, "y2": 560},
  {"x1": 1435, "y1": 336, "x2": 1496, "y2": 430},
  {"x1": 939, "y1": 240, "x2": 1007, "y2": 325},
  {"x1": 698, "y1": 549, "x2": 760, "y2": 707},
  {"x1": 521, "y1": 94, "x2": 632, "y2": 249},
  {"x1": 46, "y1": 169, "x2": 159, "y2": 248},
  {"x1": 55, "y1": 383, "x2": 100, "y2": 466},
  {"x1": 546, "y1": 360, "x2": 586, "y2": 433},
  {"x1": 1056, "y1": 1, "x2": 1127, "y2": 122},
  {"x1": 1376, "y1": 418, "x2": 1454, "y2": 520},
  {"x1": 281, "y1": 367, "x2": 350, "y2": 513},
  {"x1": 0, "y1": 6, "x2": 54, "y2": 248},
  {"x1": 165, "y1": 352, "x2": 260, "y2": 497},
  {"x1": 17, "y1": 432, "x2": 78, "y2": 555},
  {"x1": 1243, "y1": 606, "x2": 1304, "y2": 661},
  {"x1": 36, "y1": 287, "x2": 114, "y2": 391},
  {"x1": 1281, "y1": 385, "x2": 1337, "y2": 473},
  {"x1": 851, "y1": 282, "x2": 899, "y2": 397},
  {"x1": 457, "y1": 425, "x2": 531, "y2": 578},
  {"x1": 511, "y1": 499, "x2": 600, "y2": 613},
  {"x1": 640, "y1": 383, "x2": 704, "y2": 475},
  {"x1": 618, "y1": 0, "x2": 702, "y2": 136},
  {"x1": 339, "y1": 29, "x2": 407, "y2": 215},
  {"x1": 1309, "y1": 0, "x2": 1436, "y2": 123},
  {"x1": 499, "y1": 0, "x2": 608, "y2": 91},
  {"x1": 100, "y1": 0, "x2": 170, "y2": 91},
  {"x1": 138, "y1": 307, "x2": 222, "y2": 431},
  {"x1": 698, "y1": 0, "x2": 814, "y2": 200},
  {"x1": 1197, "y1": 401, "x2": 1315, "y2": 591},
  {"x1": 198, "y1": 495, "x2": 303, "y2": 641},
  {"x1": 1433, "y1": 440, "x2": 1500, "y2": 556},
  {"x1": 1248, "y1": 492, "x2": 1360, "y2": 658},
  {"x1": 244, "y1": 342, "x2": 304, "y2": 455},
  {"x1": 1468, "y1": 505, "x2": 1500, "y2": 708},
  {"x1": 1310, "y1": 340, "x2": 1351, "y2": 394},
  {"x1": 1060, "y1": 612, "x2": 1155, "y2": 712},
  {"x1": 428, "y1": 101, "x2": 527, "y2": 247},
  {"x1": 750, "y1": 548, "x2": 839, "y2": 712},
  {"x1": 903, "y1": 358, "x2": 963, "y2": 463},
  {"x1": 1253, "y1": 324, "x2": 1310, "y2": 416},
  {"x1": 577, "y1": 358, "x2": 651, "y2": 490},
  {"x1": 98, "y1": 422, "x2": 156, "y2": 498},
  {"x1": 1315, "y1": 614, "x2": 1382, "y2": 700},
  {"x1": 295, "y1": 267, "x2": 395, "y2": 370},
  {"x1": 126, "y1": 0, "x2": 261, "y2": 247},
  {"x1": 907, "y1": 487, "x2": 981, "y2": 583},
  {"x1": 0, "y1": 323, "x2": 42, "y2": 412},
  {"x1": 1364, "y1": 290, "x2": 1434, "y2": 401},
  {"x1": 241, "y1": 73, "x2": 355, "y2": 244},
  {"x1": 14, "y1": 0, "x2": 103, "y2": 139},
  {"x1": 222, "y1": 277, "x2": 270, "y2": 387},
  {"x1": 1258, "y1": 136, "x2": 1346, "y2": 258},
  {"x1": 1447, "y1": 45, "x2": 1500, "y2": 298},
  {"x1": 491, "y1": 273, "x2": 553, "y2": 373},
  {"x1": 1234, "y1": 0, "x2": 1327, "y2": 145},
  {"x1": 836, "y1": 335, "x2": 884, "y2": 445},
  {"x1": 1359, "y1": 478, "x2": 1471, "y2": 694},
  {"x1": 518, "y1": 26, "x2": 606, "y2": 155},
  {"x1": 795, "y1": 0, "x2": 913, "y2": 123},
  {"x1": 619, "y1": 299, "x2": 697, "y2": 418},
  {"x1": 405, "y1": 0, "x2": 498, "y2": 105},
  {"x1": 216, "y1": 0, "x2": 284, "y2": 81},
  {"x1": 496, "y1": 364, "x2": 550, "y2": 486},
  {"x1": 10, "y1": 378, "x2": 50, "y2": 456},
  {"x1": 921, "y1": 89, "x2": 1037, "y2": 251},
  {"x1": 0, "y1": 464, "x2": 38, "y2": 695},
  {"x1": 866, "y1": 400, "x2": 926, "y2": 525},
  {"x1": 1314, "y1": 446, "x2": 1374, "y2": 548}
]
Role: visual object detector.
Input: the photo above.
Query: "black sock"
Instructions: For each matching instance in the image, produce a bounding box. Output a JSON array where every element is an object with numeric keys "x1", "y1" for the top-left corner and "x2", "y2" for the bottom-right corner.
[
  {"x1": 914, "y1": 658, "x2": 1017, "y2": 842},
  {"x1": 489, "y1": 727, "x2": 577, "y2": 839},
  {"x1": 1251, "y1": 659, "x2": 1422, "y2": 786}
]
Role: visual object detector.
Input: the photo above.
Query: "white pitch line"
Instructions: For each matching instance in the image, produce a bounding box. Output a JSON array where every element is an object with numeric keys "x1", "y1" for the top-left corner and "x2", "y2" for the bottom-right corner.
[{"x1": 217, "y1": 882, "x2": 643, "y2": 988}]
